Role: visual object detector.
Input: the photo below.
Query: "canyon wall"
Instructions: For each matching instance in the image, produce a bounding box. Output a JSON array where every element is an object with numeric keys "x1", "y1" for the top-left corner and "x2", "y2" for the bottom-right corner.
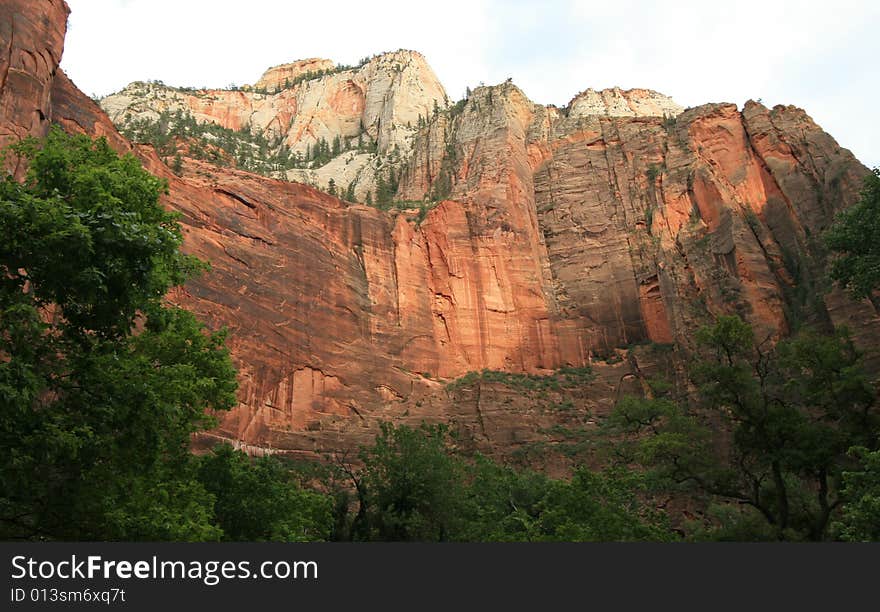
[{"x1": 4, "y1": 0, "x2": 878, "y2": 464}]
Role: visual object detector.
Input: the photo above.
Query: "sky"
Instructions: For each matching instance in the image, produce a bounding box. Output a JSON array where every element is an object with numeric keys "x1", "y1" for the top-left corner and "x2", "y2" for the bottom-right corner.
[{"x1": 61, "y1": 0, "x2": 879, "y2": 168}]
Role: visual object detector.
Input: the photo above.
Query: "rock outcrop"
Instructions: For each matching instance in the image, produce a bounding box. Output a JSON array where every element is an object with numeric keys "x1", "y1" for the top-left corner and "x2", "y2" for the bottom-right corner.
[
  {"x1": 0, "y1": 0, "x2": 69, "y2": 175},
  {"x1": 254, "y1": 58, "x2": 335, "y2": 91},
  {"x1": 100, "y1": 49, "x2": 448, "y2": 200},
  {"x1": 567, "y1": 87, "x2": 684, "y2": 119},
  {"x1": 5, "y1": 0, "x2": 878, "y2": 463}
]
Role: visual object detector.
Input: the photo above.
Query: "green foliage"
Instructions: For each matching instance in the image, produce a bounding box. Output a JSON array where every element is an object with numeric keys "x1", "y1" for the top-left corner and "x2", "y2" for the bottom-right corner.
[
  {"x1": 269, "y1": 60, "x2": 370, "y2": 91},
  {"x1": 304, "y1": 135, "x2": 361, "y2": 167},
  {"x1": 693, "y1": 314, "x2": 754, "y2": 365},
  {"x1": 603, "y1": 315, "x2": 879, "y2": 541},
  {"x1": 601, "y1": 396, "x2": 715, "y2": 478},
  {"x1": 119, "y1": 109, "x2": 316, "y2": 176},
  {"x1": 343, "y1": 181, "x2": 356, "y2": 203},
  {"x1": 445, "y1": 366, "x2": 595, "y2": 393},
  {"x1": 366, "y1": 198, "x2": 439, "y2": 224},
  {"x1": 332, "y1": 422, "x2": 674, "y2": 542},
  {"x1": 430, "y1": 167, "x2": 453, "y2": 201},
  {"x1": 429, "y1": 140, "x2": 458, "y2": 202},
  {"x1": 171, "y1": 152, "x2": 183, "y2": 175},
  {"x1": 415, "y1": 201, "x2": 430, "y2": 225},
  {"x1": 825, "y1": 168, "x2": 880, "y2": 299},
  {"x1": 684, "y1": 504, "x2": 778, "y2": 542},
  {"x1": 0, "y1": 128, "x2": 238, "y2": 540},
  {"x1": 457, "y1": 458, "x2": 673, "y2": 542},
  {"x1": 446, "y1": 97, "x2": 468, "y2": 120},
  {"x1": 529, "y1": 468, "x2": 674, "y2": 541},
  {"x1": 833, "y1": 447, "x2": 880, "y2": 541},
  {"x1": 774, "y1": 241, "x2": 829, "y2": 332},
  {"x1": 1, "y1": 128, "x2": 202, "y2": 338},
  {"x1": 251, "y1": 67, "x2": 358, "y2": 94},
  {"x1": 356, "y1": 422, "x2": 465, "y2": 541},
  {"x1": 374, "y1": 168, "x2": 396, "y2": 207},
  {"x1": 198, "y1": 445, "x2": 332, "y2": 541},
  {"x1": 556, "y1": 365, "x2": 597, "y2": 386},
  {"x1": 743, "y1": 208, "x2": 762, "y2": 233},
  {"x1": 445, "y1": 370, "x2": 481, "y2": 390},
  {"x1": 101, "y1": 470, "x2": 223, "y2": 541}
]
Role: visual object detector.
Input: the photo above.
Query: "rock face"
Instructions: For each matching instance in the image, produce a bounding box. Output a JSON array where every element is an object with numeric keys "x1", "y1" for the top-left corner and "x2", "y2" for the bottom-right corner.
[
  {"x1": 101, "y1": 50, "x2": 450, "y2": 154},
  {"x1": 0, "y1": 0, "x2": 69, "y2": 175},
  {"x1": 100, "y1": 49, "x2": 448, "y2": 200},
  {"x1": 567, "y1": 87, "x2": 684, "y2": 118},
  {"x1": 254, "y1": 58, "x2": 335, "y2": 91},
  {"x1": 6, "y1": 0, "x2": 879, "y2": 462}
]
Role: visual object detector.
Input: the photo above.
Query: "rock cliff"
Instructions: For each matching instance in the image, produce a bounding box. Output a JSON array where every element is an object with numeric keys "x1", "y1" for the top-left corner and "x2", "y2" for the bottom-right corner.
[
  {"x1": 5, "y1": 0, "x2": 878, "y2": 464},
  {"x1": 0, "y1": 0, "x2": 69, "y2": 176},
  {"x1": 100, "y1": 49, "x2": 448, "y2": 201}
]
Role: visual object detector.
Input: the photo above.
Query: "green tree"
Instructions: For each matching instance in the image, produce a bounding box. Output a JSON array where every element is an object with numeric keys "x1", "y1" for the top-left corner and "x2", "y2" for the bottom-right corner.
[
  {"x1": 431, "y1": 168, "x2": 453, "y2": 201},
  {"x1": 327, "y1": 178, "x2": 337, "y2": 197},
  {"x1": 455, "y1": 456, "x2": 551, "y2": 541},
  {"x1": 531, "y1": 468, "x2": 674, "y2": 541},
  {"x1": 825, "y1": 168, "x2": 880, "y2": 300},
  {"x1": 458, "y1": 457, "x2": 673, "y2": 542},
  {"x1": 357, "y1": 422, "x2": 465, "y2": 541},
  {"x1": 0, "y1": 127, "x2": 238, "y2": 540},
  {"x1": 833, "y1": 447, "x2": 880, "y2": 541},
  {"x1": 374, "y1": 173, "x2": 389, "y2": 207},
  {"x1": 331, "y1": 422, "x2": 673, "y2": 542},
  {"x1": 171, "y1": 152, "x2": 183, "y2": 175},
  {"x1": 603, "y1": 315, "x2": 878, "y2": 540},
  {"x1": 197, "y1": 445, "x2": 332, "y2": 541}
]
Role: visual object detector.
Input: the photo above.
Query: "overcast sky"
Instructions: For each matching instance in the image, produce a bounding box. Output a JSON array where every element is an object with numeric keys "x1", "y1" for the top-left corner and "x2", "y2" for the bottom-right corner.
[{"x1": 61, "y1": 0, "x2": 879, "y2": 168}]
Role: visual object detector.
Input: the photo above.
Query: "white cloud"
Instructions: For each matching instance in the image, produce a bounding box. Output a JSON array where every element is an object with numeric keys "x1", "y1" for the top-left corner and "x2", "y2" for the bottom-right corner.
[{"x1": 61, "y1": 0, "x2": 878, "y2": 167}]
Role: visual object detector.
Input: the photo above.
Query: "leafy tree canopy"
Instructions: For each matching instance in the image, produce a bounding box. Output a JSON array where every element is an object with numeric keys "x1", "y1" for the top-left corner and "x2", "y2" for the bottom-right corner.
[
  {"x1": 0, "y1": 127, "x2": 236, "y2": 540},
  {"x1": 826, "y1": 168, "x2": 880, "y2": 299},
  {"x1": 602, "y1": 315, "x2": 878, "y2": 541},
  {"x1": 198, "y1": 444, "x2": 332, "y2": 542},
  {"x1": 331, "y1": 422, "x2": 674, "y2": 542},
  {"x1": 833, "y1": 447, "x2": 880, "y2": 541}
]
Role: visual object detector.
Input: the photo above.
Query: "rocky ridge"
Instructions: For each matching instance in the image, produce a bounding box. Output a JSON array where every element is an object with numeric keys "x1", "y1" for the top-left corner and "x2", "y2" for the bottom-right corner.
[{"x1": 100, "y1": 49, "x2": 449, "y2": 202}]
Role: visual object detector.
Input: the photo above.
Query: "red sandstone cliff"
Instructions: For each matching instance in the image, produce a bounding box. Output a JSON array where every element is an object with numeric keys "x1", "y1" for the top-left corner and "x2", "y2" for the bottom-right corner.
[{"x1": 4, "y1": 0, "x2": 878, "y2": 464}]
